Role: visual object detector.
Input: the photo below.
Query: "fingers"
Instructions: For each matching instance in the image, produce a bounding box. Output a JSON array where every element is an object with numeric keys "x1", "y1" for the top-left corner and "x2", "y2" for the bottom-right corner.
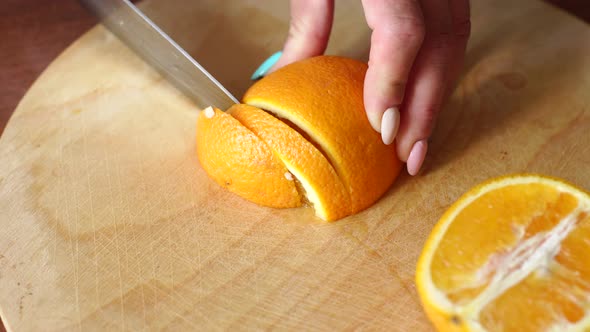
[
  {"x1": 394, "y1": 0, "x2": 454, "y2": 175},
  {"x1": 271, "y1": 0, "x2": 335, "y2": 72},
  {"x1": 361, "y1": 0, "x2": 425, "y2": 136},
  {"x1": 396, "y1": 0, "x2": 471, "y2": 174}
]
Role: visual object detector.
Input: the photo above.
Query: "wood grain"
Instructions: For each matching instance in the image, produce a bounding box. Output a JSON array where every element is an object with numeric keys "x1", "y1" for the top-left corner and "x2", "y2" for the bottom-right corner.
[{"x1": 1, "y1": 0, "x2": 590, "y2": 330}]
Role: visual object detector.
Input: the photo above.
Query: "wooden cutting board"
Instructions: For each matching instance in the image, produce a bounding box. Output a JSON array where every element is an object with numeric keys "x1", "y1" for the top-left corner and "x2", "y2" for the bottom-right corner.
[{"x1": 1, "y1": 0, "x2": 589, "y2": 330}]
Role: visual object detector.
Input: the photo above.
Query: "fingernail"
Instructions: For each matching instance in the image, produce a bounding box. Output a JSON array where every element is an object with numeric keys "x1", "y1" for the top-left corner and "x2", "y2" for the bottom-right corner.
[
  {"x1": 407, "y1": 139, "x2": 428, "y2": 176},
  {"x1": 251, "y1": 51, "x2": 282, "y2": 80},
  {"x1": 380, "y1": 107, "x2": 400, "y2": 145},
  {"x1": 367, "y1": 111, "x2": 382, "y2": 133}
]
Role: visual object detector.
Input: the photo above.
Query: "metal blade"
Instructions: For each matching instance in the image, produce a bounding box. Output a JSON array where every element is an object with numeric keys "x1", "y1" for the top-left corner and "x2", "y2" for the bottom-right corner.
[{"x1": 79, "y1": 0, "x2": 239, "y2": 110}]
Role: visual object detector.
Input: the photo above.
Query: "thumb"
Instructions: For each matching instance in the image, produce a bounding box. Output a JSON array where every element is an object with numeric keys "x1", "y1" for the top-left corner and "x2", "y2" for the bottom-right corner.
[{"x1": 271, "y1": 0, "x2": 335, "y2": 72}]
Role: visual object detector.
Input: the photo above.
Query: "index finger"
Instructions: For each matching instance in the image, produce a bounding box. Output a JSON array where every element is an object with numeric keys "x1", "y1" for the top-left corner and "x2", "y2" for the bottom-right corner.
[
  {"x1": 361, "y1": 0, "x2": 425, "y2": 138},
  {"x1": 272, "y1": 0, "x2": 335, "y2": 71}
]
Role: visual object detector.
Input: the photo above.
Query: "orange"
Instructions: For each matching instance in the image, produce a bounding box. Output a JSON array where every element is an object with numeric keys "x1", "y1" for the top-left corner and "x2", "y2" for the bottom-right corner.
[
  {"x1": 228, "y1": 104, "x2": 351, "y2": 221},
  {"x1": 196, "y1": 107, "x2": 301, "y2": 208},
  {"x1": 416, "y1": 174, "x2": 590, "y2": 331},
  {"x1": 196, "y1": 56, "x2": 402, "y2": 221},
  {"x1": 244, "y1": 56, "x2": 401, "y2": 212}
]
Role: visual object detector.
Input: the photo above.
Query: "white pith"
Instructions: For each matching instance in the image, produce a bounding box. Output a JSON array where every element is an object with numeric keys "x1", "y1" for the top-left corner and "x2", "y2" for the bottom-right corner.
[
  {"x1": 281, "y1": 161, "x2": 327, "y2": 219},
  {"x1": 203, "y1": 106, "x2": 215, "y2": 118},
  {"x1": 284, "y1": 171, "x2": 294, "y2": 181},
  {"x1": 418, "y1": 175, "x2": 590, "y2": 331}
]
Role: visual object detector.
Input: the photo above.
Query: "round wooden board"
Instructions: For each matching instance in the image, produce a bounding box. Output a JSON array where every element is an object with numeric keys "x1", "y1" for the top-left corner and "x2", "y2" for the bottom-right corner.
[{"x1": 1, "y1": 0, "x2": 589, "y2": 330}]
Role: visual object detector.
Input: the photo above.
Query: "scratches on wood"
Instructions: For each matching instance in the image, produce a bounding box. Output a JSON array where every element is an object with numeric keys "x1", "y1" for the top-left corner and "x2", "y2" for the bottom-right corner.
[{"x1": 1, "y1": 0, "x2": 590, "y2": 330}]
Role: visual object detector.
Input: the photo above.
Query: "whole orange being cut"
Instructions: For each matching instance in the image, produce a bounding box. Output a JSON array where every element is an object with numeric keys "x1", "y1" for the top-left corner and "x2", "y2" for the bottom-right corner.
[
  {"x1": 416, "y1": 174, "x2": 590, "y2": 331},
  {"x1": 195, "y1": 56, "x2": 402, "y2": 221}
]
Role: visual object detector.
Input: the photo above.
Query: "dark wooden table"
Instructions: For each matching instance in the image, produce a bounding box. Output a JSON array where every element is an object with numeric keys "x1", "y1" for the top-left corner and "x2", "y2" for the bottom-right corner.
[{"x1": 0, "y1": 0, "x2": 588, "y2": 330}]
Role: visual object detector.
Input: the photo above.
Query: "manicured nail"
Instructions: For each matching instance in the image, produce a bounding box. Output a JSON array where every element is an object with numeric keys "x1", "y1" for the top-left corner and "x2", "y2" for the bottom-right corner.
[
  {"x1": 367, "y1": 111, "x2": 382, "y2": 133},
  {"x1": 380, "y1": 107, "x2": 400, "y2": 145},
  {"x1": 251, "y1": 51, "x2": 282, "y2": 80},
  {"x1": 407, "y1": 139, "x2": 428, "y2": 176}
]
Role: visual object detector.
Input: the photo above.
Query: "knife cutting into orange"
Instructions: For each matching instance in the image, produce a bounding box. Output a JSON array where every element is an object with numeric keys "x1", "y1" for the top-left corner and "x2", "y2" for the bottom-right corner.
[{"x1": 79, "y1": 0, "x2": 404, "y2": 221}]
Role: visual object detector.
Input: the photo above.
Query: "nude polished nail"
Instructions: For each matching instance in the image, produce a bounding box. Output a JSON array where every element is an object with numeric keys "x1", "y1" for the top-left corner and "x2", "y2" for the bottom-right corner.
[
  {"x1": 407, "y1": 139, "x2": 428, "y2": 176},
  {"x1": 380, "y1": 107, "x2": 400, "y2": 145}
]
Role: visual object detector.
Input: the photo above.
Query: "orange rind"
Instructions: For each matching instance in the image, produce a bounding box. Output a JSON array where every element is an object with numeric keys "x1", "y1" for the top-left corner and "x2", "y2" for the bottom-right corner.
[{"x1": 196, "y1": 56, "x2": 402, "y2": 221}]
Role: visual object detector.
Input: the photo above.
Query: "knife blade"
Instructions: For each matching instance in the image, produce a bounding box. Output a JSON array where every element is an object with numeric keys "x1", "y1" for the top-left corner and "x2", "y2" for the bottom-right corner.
[{"x1": 79, "y1": 0, "x2": 239, "y2": 110}]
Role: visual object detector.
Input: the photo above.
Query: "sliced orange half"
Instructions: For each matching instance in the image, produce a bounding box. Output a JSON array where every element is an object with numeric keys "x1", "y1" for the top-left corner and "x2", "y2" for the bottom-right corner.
[
  {"x1": 196, "y1": 56, "x2": 402, "y2": 221},
  {"x1": 416, "y1": 174, "x2": 590, "y2": 331}
]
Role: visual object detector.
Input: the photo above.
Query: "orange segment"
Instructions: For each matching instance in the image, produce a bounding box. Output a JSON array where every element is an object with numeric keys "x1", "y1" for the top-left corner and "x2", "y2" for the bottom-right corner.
[
  {"x1": 196, "y1": 107, "x2": 301, "y2": 208},
  {"x1": 228, "y1": 104, "x2": 351, "y2": 221},
  {"x1": 416, "y1": 174, "x2": 590, "y2": 331},
  {"x1": 243, "y1": 56, "x2": 402, "y2": 212}
]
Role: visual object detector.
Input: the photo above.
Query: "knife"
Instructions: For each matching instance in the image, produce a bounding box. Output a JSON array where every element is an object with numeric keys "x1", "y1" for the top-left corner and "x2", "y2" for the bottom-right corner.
[{"x1": 79, "y1": 0, "x2": 239, "y2": 110}]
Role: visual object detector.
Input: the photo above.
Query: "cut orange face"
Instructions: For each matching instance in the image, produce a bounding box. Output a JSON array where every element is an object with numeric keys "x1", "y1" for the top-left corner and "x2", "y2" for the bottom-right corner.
[{"x1": 416, "y1": 174, "x2": 590, "y2": 331}]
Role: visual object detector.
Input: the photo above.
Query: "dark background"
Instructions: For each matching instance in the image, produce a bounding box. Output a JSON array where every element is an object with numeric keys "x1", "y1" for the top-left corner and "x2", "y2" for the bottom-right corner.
[{"x1": 0, "y1": 0, "x2": 589, "y2": 330}]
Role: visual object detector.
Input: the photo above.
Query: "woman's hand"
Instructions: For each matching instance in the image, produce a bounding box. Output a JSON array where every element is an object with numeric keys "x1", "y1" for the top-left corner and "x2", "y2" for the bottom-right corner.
[{"x1": 258, "y1": 0, "x2": 470, "y2": 175}]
